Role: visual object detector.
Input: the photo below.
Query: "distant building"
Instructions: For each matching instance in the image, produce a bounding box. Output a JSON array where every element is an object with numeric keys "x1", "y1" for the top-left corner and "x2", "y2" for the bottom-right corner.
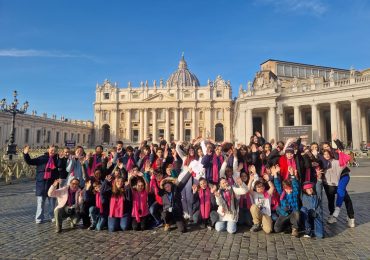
[
  {"x1": 234, "y1": 60, "x2": 370, "y2": 149},
  {"x1": 94, "y1": 55, "x2": 234, "y2": 145},
  {"x1": 0, "y1": 112, "x2": 94, "y2": 149}
]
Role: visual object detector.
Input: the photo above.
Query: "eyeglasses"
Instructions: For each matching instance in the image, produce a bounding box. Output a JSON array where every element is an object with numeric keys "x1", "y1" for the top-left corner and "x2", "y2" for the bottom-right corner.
[{"x1": 71, "y1": 182, "x2": 79, "y2": 185}]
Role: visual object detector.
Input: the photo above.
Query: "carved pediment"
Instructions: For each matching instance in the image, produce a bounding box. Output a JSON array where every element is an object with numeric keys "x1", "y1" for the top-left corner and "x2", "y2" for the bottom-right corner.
[{"x1": 143, "y1": 92, "x2": 176, "y2": 102}]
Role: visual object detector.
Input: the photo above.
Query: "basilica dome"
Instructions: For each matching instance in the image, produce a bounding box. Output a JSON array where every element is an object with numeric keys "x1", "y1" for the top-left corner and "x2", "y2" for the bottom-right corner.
[{"x1": 167, "y1": 55, "x2": 200, "y2": 87}]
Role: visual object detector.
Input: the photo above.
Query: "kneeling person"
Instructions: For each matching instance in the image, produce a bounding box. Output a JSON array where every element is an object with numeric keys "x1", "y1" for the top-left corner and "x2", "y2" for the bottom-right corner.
[{"x1": 48, "y1": 178, "x2": 83, "y2": 233}]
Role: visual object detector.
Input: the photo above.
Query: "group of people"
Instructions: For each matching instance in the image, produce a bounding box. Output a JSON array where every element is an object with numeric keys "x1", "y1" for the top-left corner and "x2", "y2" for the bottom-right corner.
[{"x1": 23, "y1": 132, "x2": 355, "y2": 238}]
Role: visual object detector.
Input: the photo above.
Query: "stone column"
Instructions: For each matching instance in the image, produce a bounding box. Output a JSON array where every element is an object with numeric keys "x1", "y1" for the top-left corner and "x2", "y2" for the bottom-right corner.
[
  {"x1": 294, "y1": 105, "x2": 301, "y2": 126},
  {"x1": 174, "y1": 108, "x2": 179, "y2": 141},
  {"x1": 361, "y1": 106, "x2": 368, "y2": 144},
  {"x1": 192, "y1": 108, "x2": 197, "y2": 140},
  {"x1": 139, "y1": 109, "x2": 144, "y2": 142},
  {"x1": 268, "y1": 106, "x2": 276, "y2": 142},
  {"x1": 127, "y1": 109, "x2": 132, "y2": 141},
  {"x1": 112, "y1": 109, "x2": 119, "y2": 144},
  {"x1": 143, "y1": 109, "x2": 148, "y2": 141},
  {"x1": 165, "y1": 108, "x2": 170, "y2": 141},
  {"x1": 238, "y1": 109, "x2": 246, "y2": 144},
  {"x1": 311, "y1": 103, "x2": 318, "y2": 142},
  {"x1": 330, "y1": 102, "x2": 338, "y2": 141},
  {"x1": 206, "y1": 108, "x2": 212, "y2": 139},
  {"x1": 360, "y1": 105, "x2": 367, "y2": 145},
  {"x1": 246, "y1": 108, "x2": 253, "y2": 139},
  {"x1": 152, "y1": 109, "x2": 157, "y2": 143},
  {"x1": 351, "y1": 100, "x2": 360, "y2": 150},
  {"x1": 179, "y1": 108, "x2": 184, "y2": 141}
]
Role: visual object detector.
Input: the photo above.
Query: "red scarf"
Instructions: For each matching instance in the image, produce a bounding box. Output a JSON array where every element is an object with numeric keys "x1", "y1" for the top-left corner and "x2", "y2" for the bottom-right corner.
[
  {"x1": 212, "y1": 154, "x2": 223, "y2": 183},
  {"x1": 126, "y1": 157, "x2": 134, "y2": 172},
  {"x1": 88, "y1": 154, "x2": 102, "y2": 177},
  {"x1": 150, "y1": 176, "x2": 163, "y2": 205},
  {"x1": 44, "y1": 156, "x2": 56, "y2": 180},
  {"x1": 199, "y1": 187, "x2": 211, "y2": 219},
  {"x1": 95, "y1": 192, "x2": 103, "y2": 214},
  {"x1": 109, "y1": 194, "x2": 124, "y2": 218},
  {"x1": 132, "y1": 190, "x2": 149, "y2": 223}
]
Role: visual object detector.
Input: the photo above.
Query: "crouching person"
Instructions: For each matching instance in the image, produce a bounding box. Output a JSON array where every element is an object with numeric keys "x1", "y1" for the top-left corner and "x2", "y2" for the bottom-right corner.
[
  {"x1": 301, "y1": 168, "x2": 324, "y2": 238},
  {"x1": 160, "y1": 168, "x2": 192, "y2": 232},
  {"x1": 48, "y1": 178, "x2": 83, "y2": 233},
  {"x1": 192, "y1": 178, "x2": 219, "y2": 230},
  {"x1": 214, "y1": 177, "x2": 248, "y2": 234},
  {"x1": 273, "y1": 167, "x2": 301, "y2": 237},
  {"x1": 248, "y1": 165, "x2": 276, "y2": 234}
]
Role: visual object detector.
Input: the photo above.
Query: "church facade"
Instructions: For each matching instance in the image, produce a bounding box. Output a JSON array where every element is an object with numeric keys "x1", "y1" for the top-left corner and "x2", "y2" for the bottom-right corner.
[{"x1": 94, "y1": 56, "x2": 234, "y2": 145}]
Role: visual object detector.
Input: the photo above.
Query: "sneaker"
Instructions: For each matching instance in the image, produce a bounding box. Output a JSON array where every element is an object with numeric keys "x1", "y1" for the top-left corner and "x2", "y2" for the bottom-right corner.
[
  {"x1": 164, "y1": 224, "x2": 170, "y2": 232},
  {"x1": 291, "y1": 228, "x2": 299, "y2": 238},
  {"x1": 303, "y1": 234, "x2": 311, "y2": 238},
  {"x1": 207, "y1": 225, "x2": 213, "y2": 231},
  {"x1": 51, "y1": 218, "x2": 56, "y2": 223},
  {"x1": 348, "y1": 218, "x2": 355, "y2": 228},
  {"x1": 327, "y1": 215, "x2": 337, "y2": 224},
  {"x1": 250, "y1": 224, "x2": 262, "y2": 232},
  {"x1": 88, "y1": 225, "x2": 96, "y2": 230},
  {"x1": 333, "y1": 207, "x2": 341, "y2": 218}
]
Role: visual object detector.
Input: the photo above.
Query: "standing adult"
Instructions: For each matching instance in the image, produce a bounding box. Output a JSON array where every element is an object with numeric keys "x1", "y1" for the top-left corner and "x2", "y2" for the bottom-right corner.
[{"x1": 23, "y1": 145, "x2": 59, "y2": 223}]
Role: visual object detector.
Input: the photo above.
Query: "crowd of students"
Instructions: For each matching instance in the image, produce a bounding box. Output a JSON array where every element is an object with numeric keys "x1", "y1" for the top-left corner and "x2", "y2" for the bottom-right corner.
[{"x1": 23, "y1": 132, "x2": 356, "y2": 238}]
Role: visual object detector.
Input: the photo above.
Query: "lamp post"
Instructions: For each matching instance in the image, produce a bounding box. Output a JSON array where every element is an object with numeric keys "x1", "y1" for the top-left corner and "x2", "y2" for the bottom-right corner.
[{"x1": 0, "y1": 90, "x2": 29, "y2": 158}]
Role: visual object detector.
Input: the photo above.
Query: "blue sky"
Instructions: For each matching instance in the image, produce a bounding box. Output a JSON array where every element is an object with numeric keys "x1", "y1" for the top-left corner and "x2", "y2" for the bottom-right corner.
[{"x1": 0, "y1": 0, "x2": 369, "y2": 120}]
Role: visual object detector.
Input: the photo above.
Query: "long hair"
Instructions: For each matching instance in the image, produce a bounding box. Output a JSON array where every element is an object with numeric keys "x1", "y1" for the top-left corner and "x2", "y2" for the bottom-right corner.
[{"x1": 112, "y1": 177, "x2": 125, "y2": 197}]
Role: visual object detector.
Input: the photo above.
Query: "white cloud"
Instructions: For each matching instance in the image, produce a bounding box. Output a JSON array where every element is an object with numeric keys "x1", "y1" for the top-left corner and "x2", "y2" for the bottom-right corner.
[
  {"x1": 255, "y1": 0, "x2": 327, "y2": 16},
  {"x1": 0, "y1": 48, "x2": 94, "y2": 60}
]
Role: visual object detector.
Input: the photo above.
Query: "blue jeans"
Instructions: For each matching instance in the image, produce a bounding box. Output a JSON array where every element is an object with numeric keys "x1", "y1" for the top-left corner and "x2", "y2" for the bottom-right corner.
[
  {"x1": 301, "y1": 207, "x2": 324, "y2": 238},
  {"x1": 89, "y1": 206, "x2": 108, "y2": 230},
  {"x1": 337, "y1": 175, "x2": 350, "y2": 208},
  {"x1": 215, "y1": 220, "x2": 237, "y2": 234},
  {"x1": 149, "y1": 201, "x2": 163, "y2": 224},
  {"x1": 36, "y1": 196, "x2": 56, "y2": 223},
  {"x1": 108, "y1": 214, "x2": 130, "y2": 232}
]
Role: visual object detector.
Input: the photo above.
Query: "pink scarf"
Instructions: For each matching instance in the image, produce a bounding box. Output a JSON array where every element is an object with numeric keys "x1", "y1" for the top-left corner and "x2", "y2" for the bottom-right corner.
[
  {"x1": 150, "y1": 176, "x2": 163, "y2": 205},
  {"x1": 212, "y1": 154, "x2": 223, "y2": 183},
  {"x1": 227, "y1": 176, "x2": 234, "y2": 186},
  {"x1": 109, "y1": 195, "x2": 124, "y2": 218},
  {"x1": 338, "y1": 152, "x2": 351, "y2": 167},
  {"x1": 95, "y1": 193, "x2": 103, "y2": 214},
  {"x1": 199, "y1": 188, "x2": 211, "y2": 219},
  {"x1": 260, "y1": 164, "x2": 266, "y2": 177},
  {"x1": 243, "y1": 162, "x2": 248, "y2": 173},
  {"x1": 239, "y1": 192, "x2": 252, "y2": 209},
  {"x1": 287, "y1": 158, "x2": 297, "y2": 172},
  {"x1": 67, "y1": 188, "x2": 76, "y2": 207},
  {"x1": 223, "y1": 189, "x2": 232, "y2": 209},
  {"x1": 132, "y1": 190, "x2": 149, "y2": 223},
  {"x1": 88, "y1": 154, "x2": 102, "y2": 177},
  {"x1": 126, "y1": 157, "x2": 134, "y2": 172},
  {"x1": 44, "y1": 156, "x2": 56, "y2": 180}
]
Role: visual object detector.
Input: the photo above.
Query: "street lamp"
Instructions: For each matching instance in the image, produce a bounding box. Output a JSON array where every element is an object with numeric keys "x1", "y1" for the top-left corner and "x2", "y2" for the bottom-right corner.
[{"x1": 0, "y1": 90, "x2": 29, "y2": 157}]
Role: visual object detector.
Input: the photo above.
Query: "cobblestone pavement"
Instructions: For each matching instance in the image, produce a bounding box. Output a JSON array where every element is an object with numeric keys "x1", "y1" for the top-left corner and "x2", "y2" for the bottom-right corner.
[{"x1": 1, "y1": 159, "x2": 370, "y2": 260}]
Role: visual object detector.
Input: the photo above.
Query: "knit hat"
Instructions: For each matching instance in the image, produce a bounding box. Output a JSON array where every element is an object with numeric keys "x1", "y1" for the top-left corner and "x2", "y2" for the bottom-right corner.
[{"x1": 302, "y1": 181, "x2": 314, "y2": 190}]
